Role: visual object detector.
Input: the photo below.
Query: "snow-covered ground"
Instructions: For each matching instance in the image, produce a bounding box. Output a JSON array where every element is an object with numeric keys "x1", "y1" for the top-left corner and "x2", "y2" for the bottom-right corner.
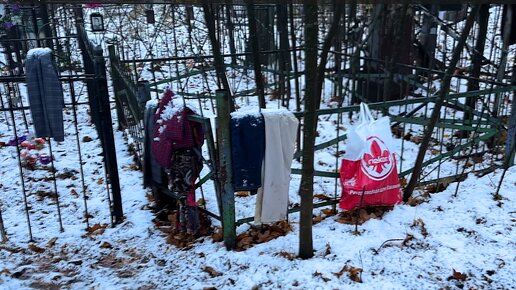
[
  {"x1": 0, "y1": 4, "x2": 515, "y2": 290},
  {"x1": 0, "y1": 122, "x2": 515, "y2": 289},
  {"x1": 0, "y1": 79, "x2": 514, "y2": 289}
]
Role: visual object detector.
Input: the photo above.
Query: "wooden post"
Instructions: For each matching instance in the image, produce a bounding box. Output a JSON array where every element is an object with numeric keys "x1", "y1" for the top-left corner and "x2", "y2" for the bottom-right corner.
[{"x1": 215, "y1": 89, "x2": 236, "y2": 250}]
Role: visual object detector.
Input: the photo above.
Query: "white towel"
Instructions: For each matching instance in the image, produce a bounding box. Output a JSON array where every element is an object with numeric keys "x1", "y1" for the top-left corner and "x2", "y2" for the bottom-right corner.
[{"x1": 255, "y1": 109, "x2": 299, "y2": 224}]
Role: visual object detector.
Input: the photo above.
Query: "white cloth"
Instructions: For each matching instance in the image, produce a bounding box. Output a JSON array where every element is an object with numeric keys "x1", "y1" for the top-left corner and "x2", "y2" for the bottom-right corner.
[{"x1": 255, "y1": 109, "x2": 299, "y2": 224}]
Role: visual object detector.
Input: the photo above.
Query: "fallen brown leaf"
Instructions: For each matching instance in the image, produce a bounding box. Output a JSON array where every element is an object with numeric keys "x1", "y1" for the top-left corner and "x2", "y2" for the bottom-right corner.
[
  {"x1": 47, "y1": 237, "x2": 58, "y2": 248},
  {"x1": 28, "y1": 243, "x2": 45, "y2": 253},
  {"x1": 236, "y1": 236, "x2": 253, "y2": 250},
  {"x1": 425, "y1": 182, "x2": 448, "y2": 193},
  {"x1": 70, "y1": 189, "x2": 79, "y2": 197},
  {"x1": 333, "y1": 265, "x2": 362, "y2": 283},
  {"x1": 313, "y1": 271, "x2": 331, "y2": 282},
  {"x1": 235, "y1": 191, "x2": 250, "y2": 197},
  {"x1": 411, "y1": 218, "x2": 428, "y2": 237},
  {"x1": 313, "y1": 215, "x2": 323, "y2": 224},
  {"x1": 203, "y1": 266, "x2": 222, "y2": 278},
  {"x1": 402, "y1": 234, "x2": 414, "y2": 247},
  {"x1": 211, "y1": 229, "x2": 223, "y2": 242},
  {"x1": 407, "y1": 197, "x2": 426, "y2": 207},
  {"x1": 321, "y1": 208, "x2": 337, "y2": 216},
  {"x1": 349, "y1": 267, "x2": 363, "y2": 283},
  {"x1": 276, "y1": 251, "x2": 296, "y2": 261},
  {"x1": 314, "y1": 194, "x2": 331, "y2": 200},
  {"x1": 87, "y1": 223, "x2": 108, "y2": 235},
  {"x1": 100, "y1": 241, "x2": 113, "y2": 249},
  {"x1": 448, "y1": 269, "x2": 468, "y2": 281},
  {"x1": 234, "y1": 221, "x2": 292, "y2": 251},
  {"x1": 399, "y1": 177, "x2": 407, "y2": 187},
  {"x1": 324, "y1": 242, "x2": 331, "y2": 256}
]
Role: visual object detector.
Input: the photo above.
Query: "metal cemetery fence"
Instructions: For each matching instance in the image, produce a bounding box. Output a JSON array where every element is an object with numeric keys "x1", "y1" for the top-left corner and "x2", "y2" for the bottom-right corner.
[
  {"x1": 0, "y1": 5, "x2": 121, "y2": 242},
  {"x1": 104, "y1": 4, "x2": 516, "y2": 248},
  {"x1": 1, "y1": 4, "x2": 515, "y2": 249}
]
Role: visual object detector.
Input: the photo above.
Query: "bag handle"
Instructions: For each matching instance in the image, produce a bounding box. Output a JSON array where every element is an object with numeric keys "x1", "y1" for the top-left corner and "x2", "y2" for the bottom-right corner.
[{"x1": 359, "y1": 102, "x2": 374, "y2": 124}]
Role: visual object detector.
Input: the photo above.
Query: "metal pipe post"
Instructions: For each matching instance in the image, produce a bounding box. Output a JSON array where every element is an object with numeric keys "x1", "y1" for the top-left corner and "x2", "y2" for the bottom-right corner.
[{"x1": 215, "y1": 89, "x2": 236, "y2": 250}]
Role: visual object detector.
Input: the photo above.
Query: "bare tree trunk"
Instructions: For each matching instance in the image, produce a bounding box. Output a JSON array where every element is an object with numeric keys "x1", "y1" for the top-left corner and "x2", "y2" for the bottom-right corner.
[
  {"x1": 298, "y1": 1, "x2": 318, "y2": 260},
  {"x1": 225, "y1": 4, "x2": 238, "y2": 65},
  {"x1": 404, "y1": 6, "x2": 480, "y2": 201},
  {"x1": 246, "y1": 0, "x2": 266, "y2": 108},
  {"x1": 315, "y1": 5, "x2": 344, "y2": 108},
  {"x1": 465, "y1": 5, "x2": 489, "y2": 123},
  {"x1": 289, "y1": 3, "x2": 302, "y2": 159},
  {"x1": 289, "y1": 2, "x2": 301, "y2": 113},
  {"x1": 203, "y1": 3, "x2": 235, "y2": 112},
  {"x1": 277, "y1": 4, "x2": 291, "y2": 107}
]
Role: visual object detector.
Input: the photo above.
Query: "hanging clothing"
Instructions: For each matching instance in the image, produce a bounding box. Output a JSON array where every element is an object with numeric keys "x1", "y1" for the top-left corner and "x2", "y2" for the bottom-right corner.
[
  {"x1": 151, "y1": 89, "x2": 205, "y2": 234},
  {"x1": 167, "y1": 148, "x2": 203, "y2": 234},
  {"x1": 230, "y1": 112, "x2": 265, "y2": 191},
  {"x1": 255, "y1": 109, "x2": 299, "y2": 224},
  {"x1": 143, "y1": 100, "x2": 164, "y2": 189},
  {"x1": 25, "y1": 48, "x2": 65, "y2": 142},
  {"x1": 151, "y1": 89, "x2": 204, "y2": 168}
]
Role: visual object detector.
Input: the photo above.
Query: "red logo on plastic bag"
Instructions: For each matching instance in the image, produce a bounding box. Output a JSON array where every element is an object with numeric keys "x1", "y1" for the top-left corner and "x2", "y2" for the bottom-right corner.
[{"x1": 360, "y1": 136, "x2": 394, "y2": 181}]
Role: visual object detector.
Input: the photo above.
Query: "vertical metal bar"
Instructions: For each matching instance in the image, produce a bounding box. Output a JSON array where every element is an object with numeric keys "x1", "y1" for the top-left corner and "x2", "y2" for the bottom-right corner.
[
  {"x1": 6, "y1": 96, "x2": 33, "y2": 242},
  {"x1": 333, "y1": 111, "x2": 342, "y2": 212},
  {"x1": 68, "y1": 80, "x2": 90, "y2": 229},
  {"x1": 46, "y1": 139, "x2": 64, "y2": 232},
  {"x1": 93, "y1": 45, "x2": 124, "y2": 223},
  {"x1": 454, "y1": 104, "x2": 488, "y2": 197},
  {"x1": 203, "y1": 118, "x2": 223, "y2": 217},
  {"x1": 31, "y1": 5, "x2": 41, "y2": 47},
  {"x1": 107, "y1": 44, "x2": 128, "y2": 130},
  {"x1": 215, "y1": 89, "x2": 235, "y2": 250}
]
